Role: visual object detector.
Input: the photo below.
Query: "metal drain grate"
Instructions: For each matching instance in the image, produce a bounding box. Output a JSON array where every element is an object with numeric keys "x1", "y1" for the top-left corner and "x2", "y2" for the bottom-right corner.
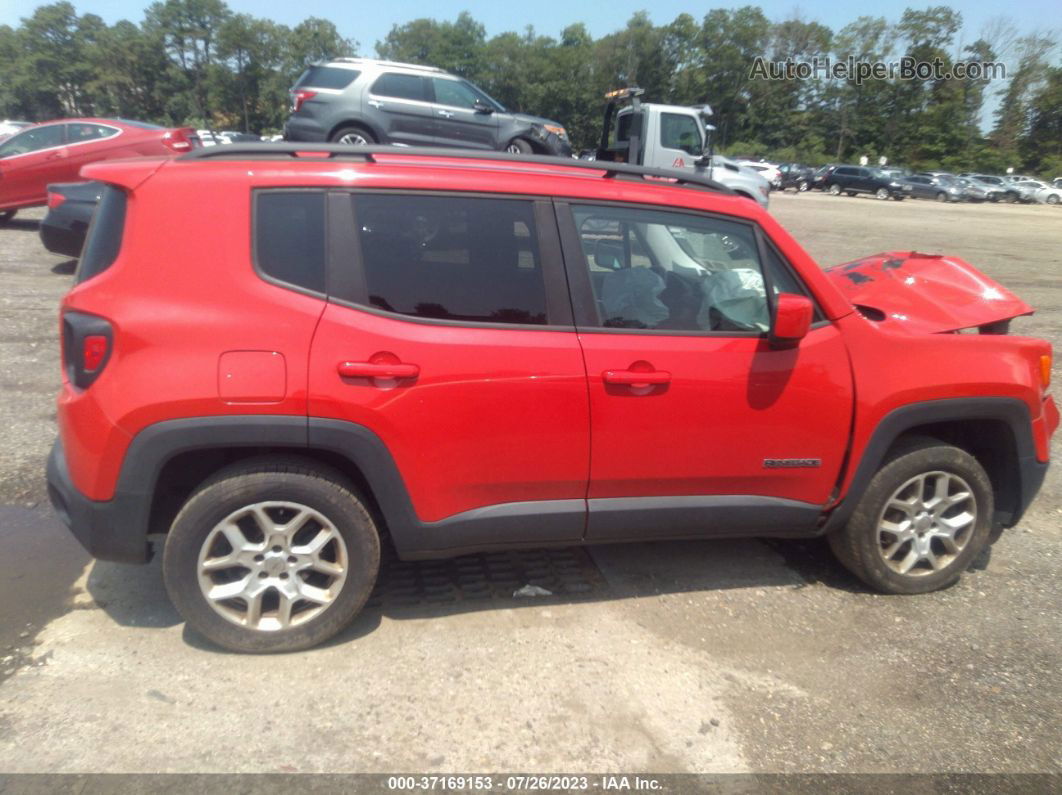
[{"x1": 366, "y1": 545, "x2": 606, "y2": 609}]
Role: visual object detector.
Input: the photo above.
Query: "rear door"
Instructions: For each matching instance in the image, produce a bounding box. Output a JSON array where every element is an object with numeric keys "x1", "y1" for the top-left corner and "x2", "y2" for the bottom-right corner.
[
  {"x1": 308, "y1": 190, "x2": 589, "y2": 547},
  {"x1": 429, "y1": 77, "x2": 499, "y2": 149},
  {"x1": 63, "y1": 122, "x2": 123, "y2": 176},
  {"x1": 0, "y1": 124, "x2": 68, "y2": 207},
  {"x1": 365, "y1": 73, "x2": 436, "y2": 147},
  {"x1": 556, "y1": 200, "x2": 853, "y2": 541}
]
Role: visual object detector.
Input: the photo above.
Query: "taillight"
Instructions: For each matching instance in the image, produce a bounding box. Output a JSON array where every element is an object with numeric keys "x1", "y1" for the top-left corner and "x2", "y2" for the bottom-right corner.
[
  {"x1": 47, "y1": 191, "x2": 66, "y2": 209},
  {"x1": 291, "y1": 89, "x2": 317, "y2": 113},
  {"x1": 83, "y1": 335, "x2": 108, "y2": 372},
  {"x1": 62, "y1": 311, "x2": 113, "y2": 388},
  {"x1": 1041, "y1": 354, "x2": 1053, "y2": 391},
  {"x1": 162, "y1": 128, "x2": 195, "y2": 153}
]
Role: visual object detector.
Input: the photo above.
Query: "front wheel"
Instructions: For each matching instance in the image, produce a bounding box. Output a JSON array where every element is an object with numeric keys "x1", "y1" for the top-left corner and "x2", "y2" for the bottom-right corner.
[
  {"x1": 0, "y1": 210, "x2": 15, "y2": 224},
  {"x1": 163, "y1": 457, "x2": 380, "y2": 653},
  {"x1": 1046, "y1": 194, "x2": 1060, "y2": 205},
  {"x1": 935, "y1": 192, "x2": 947, "y2": 202},
  {"x1": 875, "y1": 188, "x2": 889, "y2": 200},
  {"x1": 828, "y1": 184, "x2": 842, "y2": 195},
  {"x1": 506, "y1": 138, "x2": 534, "y2": 155},
  {"x1": 828, "y1": 440, "x2": 992, "y2": 594},
  {"x1": 798, "y1": 180, "x2": 809, "y2": 192}
]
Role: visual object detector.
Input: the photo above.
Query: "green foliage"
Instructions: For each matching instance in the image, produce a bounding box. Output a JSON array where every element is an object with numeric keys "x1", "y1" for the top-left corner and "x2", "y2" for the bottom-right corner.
[{"x1": 0, "y1": 3, "x2": 1057, "y2": 174}]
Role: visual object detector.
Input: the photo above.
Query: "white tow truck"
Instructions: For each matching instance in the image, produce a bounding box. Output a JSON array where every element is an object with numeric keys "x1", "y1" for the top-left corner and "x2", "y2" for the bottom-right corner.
[{"x1": 592, "y1": 88, "x2": 771, "y2": 208}]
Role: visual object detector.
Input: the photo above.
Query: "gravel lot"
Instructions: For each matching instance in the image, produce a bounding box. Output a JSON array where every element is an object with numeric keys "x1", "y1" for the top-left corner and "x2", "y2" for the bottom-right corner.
[{"x1": 0, "y1": 192, "x2": 1059, "y2": 775}]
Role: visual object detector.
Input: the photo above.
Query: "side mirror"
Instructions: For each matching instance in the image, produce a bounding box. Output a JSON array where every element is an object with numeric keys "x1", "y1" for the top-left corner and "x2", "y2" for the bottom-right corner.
[
  {"x1": 593, "y1": 239, "x2": 625, "y2": 270},
  {"x1": 770, "y1": 293, "x2": 813, "y2": 347},
  {"x1": 472, "y1": 101, "x2": 493, "y2": 114}
]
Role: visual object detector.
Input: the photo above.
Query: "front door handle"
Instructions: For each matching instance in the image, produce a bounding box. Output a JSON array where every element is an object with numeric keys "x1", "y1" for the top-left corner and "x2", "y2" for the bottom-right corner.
[
  {"x1": 46, "y1": 149, "x2": 68, "y2": 160},
  {"x1": 437, "y1": 110, "x2": 454, "y2": 118},
  {"x1": 338, "y1": 361, "x2": 420, "y2": 379},
  {"x1": 602, "y1": 369, "x2": 671, "y2": 387},
  {"x1": 367, "y1": 99, "x2": 384, "y2": 109}
]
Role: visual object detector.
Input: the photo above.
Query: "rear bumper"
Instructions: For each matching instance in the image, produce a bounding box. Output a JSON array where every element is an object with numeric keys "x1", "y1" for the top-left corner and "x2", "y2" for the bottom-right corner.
[
  {"x1": 39, "y1": 219, "x2": 84, "y2": 259},
  {"x1": 46, "y1": 440, "x2": 151, "y2": 563},
  {"x1": 283, "y1": 116, "x2": 328, "y2": 143}
]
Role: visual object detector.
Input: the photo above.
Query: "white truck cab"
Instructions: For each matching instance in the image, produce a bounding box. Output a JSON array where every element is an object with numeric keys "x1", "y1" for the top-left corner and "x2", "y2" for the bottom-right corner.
[{"x1": 596, "y1": 89, "x2": 770, "y2": 208}]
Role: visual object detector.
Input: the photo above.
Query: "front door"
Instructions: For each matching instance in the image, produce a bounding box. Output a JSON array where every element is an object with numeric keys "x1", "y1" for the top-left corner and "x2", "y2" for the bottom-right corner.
[
  {"x1": 429, "y1": 77, "x2": 498, "y2": 150},
  {"x1": 0, "y1": 123, "x2": 68, "y2": 208},
  {"x1": 556, "y1": 200, "x2": 853, "y2": 541},
  {"x1": 309, "y1": 191, "x2": 589, "y2": 549}
]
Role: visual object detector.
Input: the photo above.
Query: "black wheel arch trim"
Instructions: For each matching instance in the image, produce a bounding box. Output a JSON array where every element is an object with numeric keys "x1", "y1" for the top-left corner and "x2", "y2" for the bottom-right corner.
[{"x1": 821, "y1": 397, "x2": 1045, "y2": 536}]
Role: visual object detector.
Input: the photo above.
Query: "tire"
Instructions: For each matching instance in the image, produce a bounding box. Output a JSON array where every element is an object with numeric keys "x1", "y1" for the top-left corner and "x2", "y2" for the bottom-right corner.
[
  {"x1": 875, "y1": 188, "x2": 889, "y2": 200},
  {"x1": 1047, "y1": 195, "x2": 1059, "y2": 205},
  {"x1": 1002, "y1": 192, "x2": 1016, "y2": 204},
  {"x1": 828, "y1": 184, "x2": 841, "y2": 195},
  {"x1": 828, "y1": 439, "x2": 993, "y2": 595},
  {"x1": 893, "y1": 195, "x2": 905, "y2": 201},
  {"x1": 506, "y1": 138, "x2": 534, "y2": 154},
  {"x1": 935, "y1": 192, "x2": 947, "y2": 202},
  {"x1": 798, "y1": 180, "x2": 808, "y2": 192},
  {"x1": 846, "y1": 191, "x2": 857, "y2": 197},
  {"x1": 0, "y1": 210, "x2": 15, "y2": 224},
  {"x1": 163, "y1": 457, "x2": 381, "y2": 653},
  {"x1": 329, "y1": 125, "x2": 375, "y2": 146}
]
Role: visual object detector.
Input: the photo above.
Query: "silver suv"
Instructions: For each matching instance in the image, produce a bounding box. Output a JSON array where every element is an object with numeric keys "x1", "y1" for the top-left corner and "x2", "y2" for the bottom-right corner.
[{"x1": 284, "y1": 58, "x2": 572, "y2": 157}]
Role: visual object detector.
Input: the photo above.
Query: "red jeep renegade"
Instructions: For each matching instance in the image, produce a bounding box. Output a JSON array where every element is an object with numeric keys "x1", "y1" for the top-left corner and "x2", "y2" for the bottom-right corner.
[{"x1": 47, "y1": 145, "x2": 1058, "y2": 652}]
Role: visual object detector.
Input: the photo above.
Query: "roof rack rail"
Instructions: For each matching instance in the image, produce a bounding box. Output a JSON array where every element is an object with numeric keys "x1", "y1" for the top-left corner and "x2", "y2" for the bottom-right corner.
[
  {"x1": 178, "y1": 144, "x2": 734, "y2": 196},
  {"x1": 329, "y1": 57, "x2": 444, "y2": 73}
]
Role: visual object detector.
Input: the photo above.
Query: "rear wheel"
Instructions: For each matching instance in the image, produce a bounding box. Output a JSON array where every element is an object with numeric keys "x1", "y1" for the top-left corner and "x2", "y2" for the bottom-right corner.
[
  {"x1": 935, "y1": 191, "x2": 947, "y2": 202},
  {"x1": 798, "y1": 180, "x2": 809, "y2": 192},
  {"x1": 846, "y1": 190, "x2": 857, "y2": 197},
  {"x1": 163, "y1": 457, "x2": 380, "y2": 653},
  {"x1": 0, "y1": 210, "x2": 15, "y2": 224},
  {"x1": 828, "y1": 184, "x2": 842, "y2": 195},
  {"x1": 329, "y1": 125, "x2": 375, "y2": 146},
  {"x1": 829, "y1": 440, "x2": 992, "y2": 594},
  {"x1": 875, "y1": 188, "x2": 889, "y2": 200},
  {"x1": 1047, "y1": 194, "x2": 1060, "y2": 205}
]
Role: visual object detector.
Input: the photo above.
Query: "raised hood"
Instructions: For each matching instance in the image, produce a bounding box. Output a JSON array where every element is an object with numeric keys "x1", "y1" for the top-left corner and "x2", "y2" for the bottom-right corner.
[{"x1": 824, "y1": 251, "x2": 1033, "y2": 334}]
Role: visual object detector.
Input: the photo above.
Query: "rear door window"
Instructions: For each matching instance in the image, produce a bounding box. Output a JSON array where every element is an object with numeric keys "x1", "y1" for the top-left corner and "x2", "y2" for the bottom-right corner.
[
  {"x1": 76, "y1": 186, "x2": 127, "y2": 283},
  {"x1": 254, "y1": 191, "x2": 326, "y2": 294},
  {"x1": 351, "y1": 194, "x2": 548, "y2": 326},
  {"x1": 66, "y1": 123, "x2": 119, "y2": 144},
  {"x1": 295, "y1": 66, "x2": 360, "y2": 90},
  {"x1": 370, "y1": 73, "x2": 428, "y2": 102}
]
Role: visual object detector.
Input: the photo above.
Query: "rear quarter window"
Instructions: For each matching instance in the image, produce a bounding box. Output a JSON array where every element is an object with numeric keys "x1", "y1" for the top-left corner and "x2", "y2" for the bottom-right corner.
[
  {"x1": 295, "y1": 66, "x2": 360, "y2": 90},
  {"x1": 254, "y1": 191, "x2": 326, "y2": 294},
  {"x1": 76, "y1": 186, "x2": 127, "y2": 283}
]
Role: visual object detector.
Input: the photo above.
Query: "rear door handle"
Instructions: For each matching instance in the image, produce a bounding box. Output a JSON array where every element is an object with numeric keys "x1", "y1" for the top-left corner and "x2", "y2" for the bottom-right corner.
[
  {"x1": 337, "y1": 361, "x2": 420, "y2": 379},
  {"x1": 602, "y1": 369, "x2": 671, "y2": 387},
  {"x1": 367, "y1": 99, "x2": 384, "y2": 109},
  {"x1": 46, "y1": 149, "x2": 68, "y2": 160}
]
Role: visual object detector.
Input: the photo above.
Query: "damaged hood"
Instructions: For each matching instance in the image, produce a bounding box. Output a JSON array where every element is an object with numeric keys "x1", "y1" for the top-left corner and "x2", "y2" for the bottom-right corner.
[{"x1": 825, "y1": 251, "x2": 1033, "y2": 333}]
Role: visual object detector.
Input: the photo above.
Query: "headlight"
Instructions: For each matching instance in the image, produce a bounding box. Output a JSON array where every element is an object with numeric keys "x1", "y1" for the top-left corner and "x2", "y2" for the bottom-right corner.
[{"x1": 543, "y1": 124, "x2": 568, "y2": 141}]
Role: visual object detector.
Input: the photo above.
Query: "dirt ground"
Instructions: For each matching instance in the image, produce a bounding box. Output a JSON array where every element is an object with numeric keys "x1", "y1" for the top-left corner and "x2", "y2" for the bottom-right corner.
[{"x1": 0, "y1": 192, "x2": 1059, "y2": 776}]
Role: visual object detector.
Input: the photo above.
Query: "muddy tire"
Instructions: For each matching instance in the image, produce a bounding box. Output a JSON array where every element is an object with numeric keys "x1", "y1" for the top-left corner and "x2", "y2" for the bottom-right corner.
[{"x1": 828, "y1": 439, "x2": 993, "y2": 595}]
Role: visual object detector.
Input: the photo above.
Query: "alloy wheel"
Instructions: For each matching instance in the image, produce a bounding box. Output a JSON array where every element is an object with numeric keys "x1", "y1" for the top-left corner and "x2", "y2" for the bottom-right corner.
[
  {"x1": 876, "y1": 471, "x2": 976, "y2": 576},
  {"x1": 196, "y1": 501, "x2": 349, "y2": 631},
  {"x1": 876, "y1": 188, "x2": 889, "y2": 200},
  {"x1": 337, "y1": 132, "x2": 369, "y2": 145}
]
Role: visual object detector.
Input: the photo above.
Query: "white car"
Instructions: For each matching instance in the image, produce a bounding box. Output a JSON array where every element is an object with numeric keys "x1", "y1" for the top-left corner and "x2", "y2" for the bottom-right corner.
[
  {"x1": 1011, "y1": 179, "x2": 1061, "y2": 204},
  {"x1": 736, "y1": 160, "x2": 781, "y2": 189}
]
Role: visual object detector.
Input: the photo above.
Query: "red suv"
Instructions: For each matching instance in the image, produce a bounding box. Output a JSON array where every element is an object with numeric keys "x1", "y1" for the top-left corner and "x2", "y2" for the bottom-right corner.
[{"x1": 47, "y1": 145, "x2": 1058, "y2": 652}]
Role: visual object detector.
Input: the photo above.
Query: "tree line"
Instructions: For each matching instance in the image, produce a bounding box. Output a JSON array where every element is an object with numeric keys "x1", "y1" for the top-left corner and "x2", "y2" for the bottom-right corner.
[{"x1": 2, "y1": 1, "x2": 1060, "y2": 175}]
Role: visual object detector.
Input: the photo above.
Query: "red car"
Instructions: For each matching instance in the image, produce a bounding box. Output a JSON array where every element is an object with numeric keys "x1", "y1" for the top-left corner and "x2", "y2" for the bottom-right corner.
[
  {"x1": 0, "y1": 118, "x2": 196, "y2": 222},
  {"x1": 46, "y1": 145, "x2": 1057, "y2": 652}
]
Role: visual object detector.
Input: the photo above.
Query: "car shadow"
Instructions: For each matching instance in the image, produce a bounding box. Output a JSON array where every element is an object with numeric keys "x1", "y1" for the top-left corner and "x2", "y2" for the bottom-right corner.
[
  {"x1": 2, "y1": 218, "x2": 40, "y2": 232},
  {"x1": 50, "y1": 259, "x2": 77, "y2": 275},
  {"x1": 81, "y1": 532, "x2": 866, "y2": 653}
]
